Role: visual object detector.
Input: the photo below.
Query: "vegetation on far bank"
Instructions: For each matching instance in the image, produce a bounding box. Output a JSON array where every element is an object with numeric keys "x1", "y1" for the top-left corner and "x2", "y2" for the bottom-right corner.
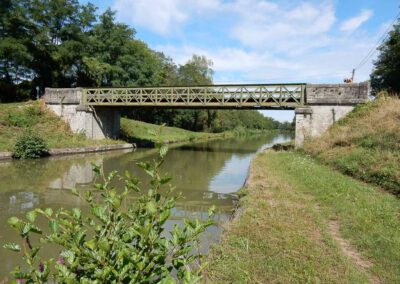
[
  {"x1": 208, "y1": 150, "x2": 400, "y2": 283},
  {"x1": 120, "y1": 117, "x2": 279, "y2": 146},
  {"x1": 121, "y1": 118, "x2": 227, "y2": 146},
  {"x1": 0, "y1": 101, "x2": 122, "y2": 152},
  {"x1": 0, "y1": 101, "x2": 280, "y2": 155},
  {"x1": 303, "y1": 96, "x2": 400, "y2": 194}
]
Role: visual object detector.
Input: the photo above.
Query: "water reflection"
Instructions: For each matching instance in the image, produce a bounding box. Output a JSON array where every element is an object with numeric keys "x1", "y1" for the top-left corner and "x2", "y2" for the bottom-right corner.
[{"x1": 0, "y1": 132, "x2": 292, "y2": 278}]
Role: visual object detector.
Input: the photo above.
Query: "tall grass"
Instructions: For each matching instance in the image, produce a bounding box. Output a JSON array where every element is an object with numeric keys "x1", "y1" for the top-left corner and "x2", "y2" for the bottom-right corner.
[
  {"x1": 0, "y1": 101, "x2": 122, "y2": 151},
  {"x1": 303, "y1": 96, "x2": 400, "y2": 194}
]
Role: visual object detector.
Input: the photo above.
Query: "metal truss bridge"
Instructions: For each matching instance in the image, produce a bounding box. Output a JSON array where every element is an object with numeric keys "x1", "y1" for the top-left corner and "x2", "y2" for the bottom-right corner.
[{"x1": 82, "y1": 83, "x2": 306, "y2": 109}]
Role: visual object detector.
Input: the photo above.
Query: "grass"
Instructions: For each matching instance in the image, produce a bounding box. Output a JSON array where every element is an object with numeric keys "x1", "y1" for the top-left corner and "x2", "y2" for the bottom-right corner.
[
  {"x1": 0, "y1": 101, "x2": 123, "y2": 152},
  {"x1": 208, "y1": 150, "x2": 400, "y2": 283},
  {"x1": 120, "y1": 118, "x2": 232, "y2": 146},
  {"x1": 303, "y1": 96, "x2": 400, "y2": 194}
]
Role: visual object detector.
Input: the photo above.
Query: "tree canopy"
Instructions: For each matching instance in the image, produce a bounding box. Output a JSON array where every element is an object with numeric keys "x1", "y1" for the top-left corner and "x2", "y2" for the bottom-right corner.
[
  {"x1": 370, "y1": 19, "x2": 400, "y2": 95},
  {"x1": 0, "y1": 0, "x2": 290, "y2": 131}
]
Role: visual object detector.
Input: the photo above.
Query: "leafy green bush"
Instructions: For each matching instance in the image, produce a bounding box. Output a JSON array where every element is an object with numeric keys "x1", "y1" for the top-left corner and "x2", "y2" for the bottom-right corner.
[
  {"x1": 12, "y1": 132, "x2": 49, "y2": 159},
  {"x1": 4, "y1": 145, "x2": 214, "y2": 283}
]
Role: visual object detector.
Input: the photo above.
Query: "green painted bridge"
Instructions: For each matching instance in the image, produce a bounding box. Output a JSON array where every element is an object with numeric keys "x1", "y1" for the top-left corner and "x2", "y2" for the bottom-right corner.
[
  {"x1": 44, "y1": 82, "x2": 370, "y2": 146},
  {"x1": 82, "y1": 84, "x2": 306, "y2": 109}
]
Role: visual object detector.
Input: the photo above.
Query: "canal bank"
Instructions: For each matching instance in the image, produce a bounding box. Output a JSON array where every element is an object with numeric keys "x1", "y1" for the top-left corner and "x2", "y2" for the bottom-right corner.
[
  {"x1": 207, "y1": 150, "x2": 400, "y2": 283},
  {"x1": 0, "y1": 101, "x2": 279, "y2": 159},
  {"x1": 0, "y1": 133, "x2": 292, "y2": 279}
]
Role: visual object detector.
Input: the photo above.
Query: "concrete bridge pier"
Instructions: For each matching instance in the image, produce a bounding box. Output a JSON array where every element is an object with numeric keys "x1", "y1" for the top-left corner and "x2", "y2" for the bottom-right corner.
[
  {"x1": 294, "y1": 105, "x2": 355, "y2": 147},
  {"x1": 44, "y1": 88, "x2": 120, "y2": 139},
  {"x1": 294, "y1": 83, "x2": 369, "y2": 147}
]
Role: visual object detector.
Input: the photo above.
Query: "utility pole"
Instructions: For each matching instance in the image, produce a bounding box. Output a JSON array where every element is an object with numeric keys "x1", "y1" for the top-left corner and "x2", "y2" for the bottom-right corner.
[{"x1": 351, "y1": 69, "x2": 355, "y2": 82}]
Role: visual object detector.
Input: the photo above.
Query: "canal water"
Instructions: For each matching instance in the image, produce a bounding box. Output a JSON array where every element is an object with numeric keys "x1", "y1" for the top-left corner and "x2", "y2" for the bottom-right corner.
[{"x1": 0, "y1": 132, "x2": 292, "y2": 278}]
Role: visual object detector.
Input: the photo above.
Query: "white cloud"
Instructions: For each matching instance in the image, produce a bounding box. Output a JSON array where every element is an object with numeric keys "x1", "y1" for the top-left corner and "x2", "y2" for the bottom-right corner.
[
  {"x1": 229, "y1": 1, "x2": 336, "y2": 53},
  {"x1": 114, "y1": 0, "x2": 379, "y2": 83},
  {"x1": 113, "y1": 0, "x2": 221, "y2": 35},
  {"x1": 340, "y1": 9, "x2": 373, "y2": 33},
  {"x1": 157, "y1": 30, "x2": 377, "y2": 84},
  {"x1": 113, "y1": 0, "x2": 186, "y2": 34}
]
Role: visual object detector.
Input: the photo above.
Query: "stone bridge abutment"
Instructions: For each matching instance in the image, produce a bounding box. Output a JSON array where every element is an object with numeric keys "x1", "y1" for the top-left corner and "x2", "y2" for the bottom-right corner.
[
  {"x1": 294, "y1": 83, "x2": 369, "y2": 147},
  {"x1": 44, "y1": 88, "x2": 120, "y2": 139}
]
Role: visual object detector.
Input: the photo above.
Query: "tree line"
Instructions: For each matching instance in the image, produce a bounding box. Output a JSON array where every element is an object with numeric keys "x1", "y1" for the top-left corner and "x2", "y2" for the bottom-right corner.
[
  {"x1": 370, "y1": 17, "x2": 400, "y2": 95},
  {"x1": 0, "y1": 0, "x2": 292, "y2": 132}
]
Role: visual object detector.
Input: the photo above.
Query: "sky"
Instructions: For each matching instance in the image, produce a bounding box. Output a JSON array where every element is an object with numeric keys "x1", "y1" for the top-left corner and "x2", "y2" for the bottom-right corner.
[{"x1": 80, "y1": 0, "x2": 399, "y2": 122}]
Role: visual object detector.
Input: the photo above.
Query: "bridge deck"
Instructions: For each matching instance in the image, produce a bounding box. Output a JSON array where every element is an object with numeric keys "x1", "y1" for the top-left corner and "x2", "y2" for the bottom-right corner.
[{"x1": 83, "y1": 84, "x2": 305, "y2": 109}]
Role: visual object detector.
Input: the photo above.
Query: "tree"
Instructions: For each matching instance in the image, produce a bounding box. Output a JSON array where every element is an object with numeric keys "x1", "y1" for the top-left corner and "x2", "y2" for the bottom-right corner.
[
  {"x1": 22, "y1": 0, "x2": 94, "y2": 89},
  {"x1": 0, "y1": 0, "x2": 98, "y2": 100},
  {"x1": 370, "y1": 19, "x2": 400, "y2": 95},
  {"x1": 176, "y1": 55, "x2": 214, "y2": 131},
  {"x1": 177, "y1": 55, "x2": 213, "y2": 86},
  {"x1": 0, "y1": 0, "x2": 34, "y2": 101}
]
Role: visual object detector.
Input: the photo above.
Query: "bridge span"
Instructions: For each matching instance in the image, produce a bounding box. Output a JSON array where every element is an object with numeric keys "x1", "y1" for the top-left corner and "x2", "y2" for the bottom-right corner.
[
  {"x1": 82, "y1": 84, "x2": 305, "y2": 109},
  {"x1": 44, "y1": 82, "x2": 370, "y2": 147}
]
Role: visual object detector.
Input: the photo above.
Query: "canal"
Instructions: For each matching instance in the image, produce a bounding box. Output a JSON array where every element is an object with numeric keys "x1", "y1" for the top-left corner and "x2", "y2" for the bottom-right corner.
[{"x1": 0, "y1": 132, "x2": 292, "y2": 278}]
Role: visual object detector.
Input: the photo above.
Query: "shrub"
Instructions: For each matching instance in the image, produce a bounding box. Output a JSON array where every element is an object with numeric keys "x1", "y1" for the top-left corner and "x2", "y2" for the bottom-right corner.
[
  {"x1": 4, "y1": 144, "x2": 214, "y2": 283},
  {"x1": 12, "y1": 132, "x2": 49, "y2": 159}
]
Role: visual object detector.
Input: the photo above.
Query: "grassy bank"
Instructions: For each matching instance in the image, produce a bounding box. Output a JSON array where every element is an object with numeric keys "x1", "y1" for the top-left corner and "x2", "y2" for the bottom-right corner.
[
  {"x1": 303, "y1": 97, "x2": 400, "y2": 194},
  {"x1": 208, "y1": 150, "x2": 400, "y2": 283},
  {"x1": 120, "y1": 118, "x2": 229, "y2": 146},
  {"x1": 0, "y1": 101, "x2": 123, "y2": 151},
  {"x1": 0, "y1": 101, "x2": 277, "y2": 153},
  {"x1": 120, "y1": 118, "x2": 275, "y2": 146}
]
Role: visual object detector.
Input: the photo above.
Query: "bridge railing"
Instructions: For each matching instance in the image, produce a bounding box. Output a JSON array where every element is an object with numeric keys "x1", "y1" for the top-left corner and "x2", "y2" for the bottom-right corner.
[{"x1": 82, "y1": 84, "x2": 306, "y2": 108}]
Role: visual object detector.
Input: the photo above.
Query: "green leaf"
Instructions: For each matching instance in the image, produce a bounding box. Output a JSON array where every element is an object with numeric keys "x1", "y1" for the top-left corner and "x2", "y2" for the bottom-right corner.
[
  {"x1": 26, "y1": 210, "x2": 37, "y2": 223},
  {"x1": 160, "y1": 175, "x2": 172, "y2": 185},
  {"x1": 44, "y1": 208, "x2": 53, "y2": 217},
  {"x1": 91, "y1": 163, "x2": 101, "y2": 175},
  {"x1": 29, "y1": 224, "x2": 42, "y2": 234},
  {"x1": 98, "y1": 238, "x2": 110, "y2": 252},
  {"x1": 72, "y1": 208, "x2": 81, "y2": 220},
  {"x1": 22, "y1": 223, "x2": 31, "y2": 236},
  {"x1": 49, "y1": 220, "x2": 58, "y2": 233},
  {"x1": 85, "y1": 239, "x2": 96, "y2": 250},
  {"x1": 60, "y1": 250, "x2": 75, "y2": 265},
  {"x1": 92, "y1": 206, "x2": 107, "y2": 223},
  {"x1": 159, "y1": 210, "x2": 170, "y2": 223},
  {"x1": 208, "y1": 205, "x2": 216, "y2": 217},
  {"x1": 7, "y1": 216, "x2": 21, "y2": 226},
  {"x1": 146, "y1": 201, "x2": 157, "y2": 214},
  {"x1": 71, "y1": 188, "x2": 79, "y2": 196},
  {"x1": 159, "y1": 145, "x2": 168, "y2": 158},
  {"x1": 3, "y1": 242, "x2": 21, "y2": 252}
]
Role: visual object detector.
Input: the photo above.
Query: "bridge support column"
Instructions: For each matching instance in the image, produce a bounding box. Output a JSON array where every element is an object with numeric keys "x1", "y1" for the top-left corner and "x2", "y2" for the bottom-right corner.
[
  {"x1": 44, "y1": 88, "x2": 120, "y2": 140},
  {"x1": 295, "y1": 105, "x2": 354, "y2": 148},
  {"x1": 295, "y1": 82, "x2": 370, "y2": 148},
  {"x1": 75, "y1": 106, "x2": 120, "y2": 139}
]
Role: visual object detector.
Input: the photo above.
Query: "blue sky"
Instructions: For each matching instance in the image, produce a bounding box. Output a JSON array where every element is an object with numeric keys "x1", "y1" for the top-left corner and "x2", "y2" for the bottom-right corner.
[{"x1": 80, "y1": 0, "x2": 399, "y2": 121}]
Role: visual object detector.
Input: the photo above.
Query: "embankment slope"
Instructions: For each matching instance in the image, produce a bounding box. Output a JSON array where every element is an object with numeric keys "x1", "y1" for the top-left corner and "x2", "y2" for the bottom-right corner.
[
  {"x1": 303, "y1": 97, "x2": 399, "y2": 194},
  {"x1": 0, "y1": 101, "x2": 122, "y2": 151}
]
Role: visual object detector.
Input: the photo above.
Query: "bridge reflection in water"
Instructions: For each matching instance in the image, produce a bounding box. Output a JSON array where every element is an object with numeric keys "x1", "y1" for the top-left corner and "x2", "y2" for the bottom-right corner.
[{"x1": 0, "y1": 132, "x2": 292, "y2": 277}]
